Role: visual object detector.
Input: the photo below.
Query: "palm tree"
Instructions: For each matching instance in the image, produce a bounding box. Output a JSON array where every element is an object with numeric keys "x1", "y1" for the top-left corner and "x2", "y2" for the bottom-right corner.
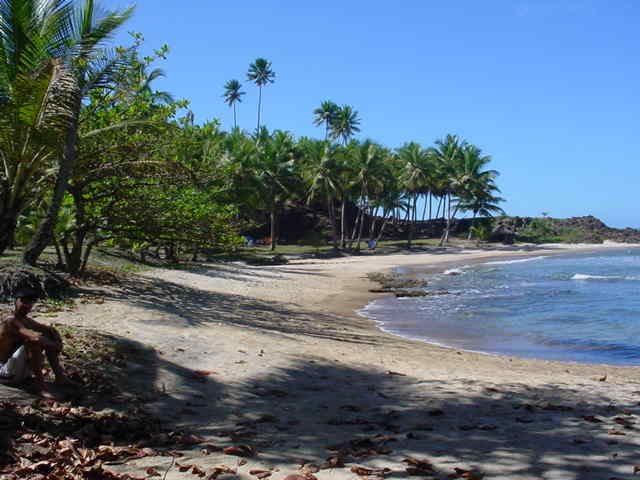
[
  {"x1": 397, "y1": 142, "x2": 429, "y2": 249},
  {"x1": 0, "y1": 0, "x2": 69, "y2": 253},
  {"x1": 302, "y1": 139, "x2": 340, "y2": 250},
  {"x1": 254, "y1": 130, "x2": 299, "y2": 251},
  {"x1": 374, "y1": 189, "x2": 410, "y2": 243},
  {"x1": 453, "y1": 144, "x2": 503, "y2": 239},
  {"x1": 347, "y1": 140, "x2": 386, "y2": 250},
  {"x1": 329, "y1": 105, "x2": 360, "y2": 145},
  {"x1": 429, "y1": 134, "x2": 466, "y2": 246},
  {"x1": 460, "y1": 188, "x2": 504, "y2": 240},
  {"x1": 134, "y1": 65, "x2": 174, "y2": 103},
  {"x1": 223, "y1": 79, "x2": 245, "y2": 129},
  {"x1": 247, "y1": 58, "x2": 275, "y2": 132},
  {"x1": 313, "y1": 100, "x2": 339, "y2": 140},
  {"x1": 22, "y1": 0, "x2": 133, "y2": 265}
]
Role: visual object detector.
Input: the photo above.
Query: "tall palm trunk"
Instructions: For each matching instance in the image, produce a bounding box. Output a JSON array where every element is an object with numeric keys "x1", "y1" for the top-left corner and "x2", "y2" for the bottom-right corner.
[
  {"x1": 256, "y1": 86, "x2": 262, "y2": 132},
  {"x1": 328, "y1": 197, "x2": 338, "y2": 250},
  {"x1": 421, "y1": 193, "x2": 428, "y2": 222},
  {"x1": 439, "y1": 194, "x2": 450, "y2": 246},
  {"x1": 340, "y1": 197, "x2": 348, "y2": 249},
  {"x1": 440, "y1": 194, "x2": 460, "y2": 246},
  {"x1": 350, "y1": 203, "x2": 361, "y2": 243},
  {"x1": 407, "y1": 194, "x2": 417, "y2": 249},
  {"x1": 355, "y1": 205, "x2": 367, "y2": 251},
  {"x1": 467, "y1": 211, "x2": 477, "y2": 240},
  {"x1": 435, "y1": 196, "x2": 443, "y2": 220},
  {"x1": 376, "y1": 210, "x2": 392, "y2": 243},
  {"x1": 369, "y1": 206, "x2": 378, "y2": 238},
  {"x1": 23, "y1": 109, "x2": 80, "y2": 265},
  {"x1": 270, "y1": 205, "x2": 277, "y2": 251},
  {"x1": 233, "y1": 103, "x2": 237, "y2": 129}
]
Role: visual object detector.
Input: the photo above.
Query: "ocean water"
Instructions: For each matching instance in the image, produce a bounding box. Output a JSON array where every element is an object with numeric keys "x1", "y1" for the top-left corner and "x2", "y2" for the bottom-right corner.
[{"x1": 361, "y1": 249, "x2": 640, "y2": 365}]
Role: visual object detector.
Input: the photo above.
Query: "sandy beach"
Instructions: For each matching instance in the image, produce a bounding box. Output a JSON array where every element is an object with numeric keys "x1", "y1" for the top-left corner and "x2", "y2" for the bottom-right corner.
[{"x1": 23, "y1": 243, "x2": 640, "y2": 478}]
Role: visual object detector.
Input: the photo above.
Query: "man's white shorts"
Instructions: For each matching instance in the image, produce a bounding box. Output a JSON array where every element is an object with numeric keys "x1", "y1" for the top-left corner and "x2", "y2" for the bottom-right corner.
[{"x1": 0, "y1": 346, "x2": 30, "y2": 383}]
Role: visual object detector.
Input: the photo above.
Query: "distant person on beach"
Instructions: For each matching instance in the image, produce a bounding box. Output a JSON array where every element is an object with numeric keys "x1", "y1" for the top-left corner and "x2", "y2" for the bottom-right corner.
[
  {"x1": 0, "y1": 288, "x2": 72, "y2": 392},
  {"x1": 367, "y1": 239, "x2": 377, "y2": 250}
]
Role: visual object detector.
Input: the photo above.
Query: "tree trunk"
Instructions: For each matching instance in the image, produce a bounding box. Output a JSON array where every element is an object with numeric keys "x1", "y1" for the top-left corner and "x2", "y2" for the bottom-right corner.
[
  {"x1": 328, "y1": 198, "x2": 338, "y2": 251},
  {"x1": 421, "y1": 193, "x2": 428, "y2": 222},
  {"x1": 80, "y1": 239, "x2": 97, "y2": 274},
  {"x1": 256, "y1": 86, "x2": 262, "y2": 133},
  {"x1": 435, "y1": 196, "x2": 443, "y2": 220},
  {"x1": 369, "y1": 212, "x2": 377, "y2": 239},
  {"x1": 467, "y1": 212, "x2": 477, "y2": 240},
  {"x1": 350, "y1": 205, "x2": 361, "y2": 244},
  {"x1": 355, "y1": 206, "x2": 366, "y2": 251},
  {"x1": 233, "y1": 103, "x2": 237, "y2": 129},
  {"x1": 340, "y1": 197, "x2": 348, "y2": 249},
  {"x1": 440, "y1": 194, "x2": 458, "y2": 246},
  {"x1": 67, "y1": 231, "x2": 85, "y2": 274},
  {"x1": 52, "y1": 236, "x2": 64, "y2": 269},
  {"x1": 376, "y1": 212, "x2": 391, "y2": 243},
  {"x1": 23, "y1": 111, "x2": 80, "y2": 265},
  {"x1": 403, "y1": 204, "x2": 411, "y2": 222},
  {"x1": 270, "y1": 205, "x2": 277, "y2": 251},
  {"x1": 0, "y1": 211, "x2": 19, "y2": 255},
  {"x1": 439, "y1": 194, "x2": 450, "y2": 246},
  {"x1": 165, "y1": 243, "x2": 177, "y2": 262},
  {"x1": 407, "y1": 194, "x2": 416, "y2": 249}
]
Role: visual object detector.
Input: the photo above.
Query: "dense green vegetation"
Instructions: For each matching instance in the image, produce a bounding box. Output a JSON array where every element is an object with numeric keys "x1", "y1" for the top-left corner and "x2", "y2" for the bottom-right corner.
[{"x1": 1, "y1": 0, "x2": 504, "y2": 275}]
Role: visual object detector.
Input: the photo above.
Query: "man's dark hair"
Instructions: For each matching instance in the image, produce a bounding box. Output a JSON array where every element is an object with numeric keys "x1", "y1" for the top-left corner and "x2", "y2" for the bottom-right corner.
[{"x1": 14, "y1": 287, "x2": 40, "y2": 304}]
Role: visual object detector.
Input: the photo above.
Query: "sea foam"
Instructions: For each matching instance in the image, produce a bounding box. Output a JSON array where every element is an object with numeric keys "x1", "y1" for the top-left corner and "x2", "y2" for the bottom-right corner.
[
  {"x1": 484, "y1": 256, "x2": 546, "y2": 266},
  {"x1": 443, "y1": 268, "x2": 465, "y2": 275},
  {"x1": 570, "y1": 273, "x2": 640, "y2": 281}
]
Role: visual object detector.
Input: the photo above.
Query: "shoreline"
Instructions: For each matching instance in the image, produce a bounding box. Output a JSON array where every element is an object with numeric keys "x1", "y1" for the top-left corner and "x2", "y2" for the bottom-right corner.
[
  {"x1": 347, "y1": 242, "x2": 640, "y2": 368},
  {"x1": 332, "y1": 240, "x2": 640, "y2": 316}
]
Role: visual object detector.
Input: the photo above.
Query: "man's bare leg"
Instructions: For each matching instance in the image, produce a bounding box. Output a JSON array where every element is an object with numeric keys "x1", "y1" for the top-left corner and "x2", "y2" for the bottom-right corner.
[
  {"x1": 45, "y1": 347, "x2": 73, "y2": 386},
  {"x1": 25, "y1": 343, "x2": 45, "y2": 390}
]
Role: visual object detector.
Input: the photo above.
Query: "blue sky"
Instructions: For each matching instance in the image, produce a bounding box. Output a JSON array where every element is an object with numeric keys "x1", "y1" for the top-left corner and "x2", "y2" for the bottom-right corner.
[{"x1": 111, "y1": 1, "x2": 639, "y2": 227}]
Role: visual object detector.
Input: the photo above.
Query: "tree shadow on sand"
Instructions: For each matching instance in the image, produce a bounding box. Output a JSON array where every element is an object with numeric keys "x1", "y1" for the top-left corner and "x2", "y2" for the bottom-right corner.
[
  {"x1": 2, "y1": 329, "x2": 638, "y2": 478},
  {"x1": 0, "y1": 331, "x2": 226, "y2": 465},
  {"x1": 188, "y1": 357, "x2": 639, "y2": 480},
  {"x1": 93, "y1": 275, "x2": 377, "y2": 345}
]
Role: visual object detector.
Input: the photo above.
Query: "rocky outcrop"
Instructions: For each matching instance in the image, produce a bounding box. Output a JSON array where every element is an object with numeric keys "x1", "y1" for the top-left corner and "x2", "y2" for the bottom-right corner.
[
  {"x1": 490, "y1": 215, "x2": 640, "y2": 244},
  {"x1": 489, "y1": 217, "x2": 527, "y2": 244},
  {"x1": 0, "y1": 266, "x2": 69, "y2": 303}
]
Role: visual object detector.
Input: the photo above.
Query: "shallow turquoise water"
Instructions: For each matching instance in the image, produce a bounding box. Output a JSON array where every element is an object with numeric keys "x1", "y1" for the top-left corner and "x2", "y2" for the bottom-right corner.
[{"x1": 361, "y1": 249, "x2": 640, "y2": 365}]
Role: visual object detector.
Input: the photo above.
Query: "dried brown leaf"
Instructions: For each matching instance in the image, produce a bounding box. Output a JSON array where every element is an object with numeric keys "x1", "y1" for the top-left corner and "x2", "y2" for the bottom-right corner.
[{"x1": 223, "y1": 445, "x2": 256, "y2": 457}]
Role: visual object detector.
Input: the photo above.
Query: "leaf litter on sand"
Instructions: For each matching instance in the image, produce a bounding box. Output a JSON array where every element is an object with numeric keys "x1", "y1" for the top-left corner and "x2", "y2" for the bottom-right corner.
[{"x1": 0, "y1": 326, "x2": 235, "y2": 479}]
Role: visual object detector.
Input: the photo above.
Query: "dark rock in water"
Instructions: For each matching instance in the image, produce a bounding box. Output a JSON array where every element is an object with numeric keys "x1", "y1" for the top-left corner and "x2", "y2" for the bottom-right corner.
[
  {"x1": 394, "y1": 289, "x2": 449, "y2": 298},
  {"x1": 0, "y1": 266, "x2": 69, "y2": 302},
  {"x1": 367, "y1": 272, "x2": 428, "y2": 290}
]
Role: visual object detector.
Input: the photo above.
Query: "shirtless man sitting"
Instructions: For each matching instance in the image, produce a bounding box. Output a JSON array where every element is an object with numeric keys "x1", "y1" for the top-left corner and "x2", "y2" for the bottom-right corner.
[{"x1": 0, "y1": 287, "x2": 71, "y2": 392}]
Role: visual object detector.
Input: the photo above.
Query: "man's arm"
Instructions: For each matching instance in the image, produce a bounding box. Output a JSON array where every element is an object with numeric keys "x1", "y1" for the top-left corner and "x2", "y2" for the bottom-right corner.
[{"x1": 11, "y1": 318, "x2": 61, "y2": 351}]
